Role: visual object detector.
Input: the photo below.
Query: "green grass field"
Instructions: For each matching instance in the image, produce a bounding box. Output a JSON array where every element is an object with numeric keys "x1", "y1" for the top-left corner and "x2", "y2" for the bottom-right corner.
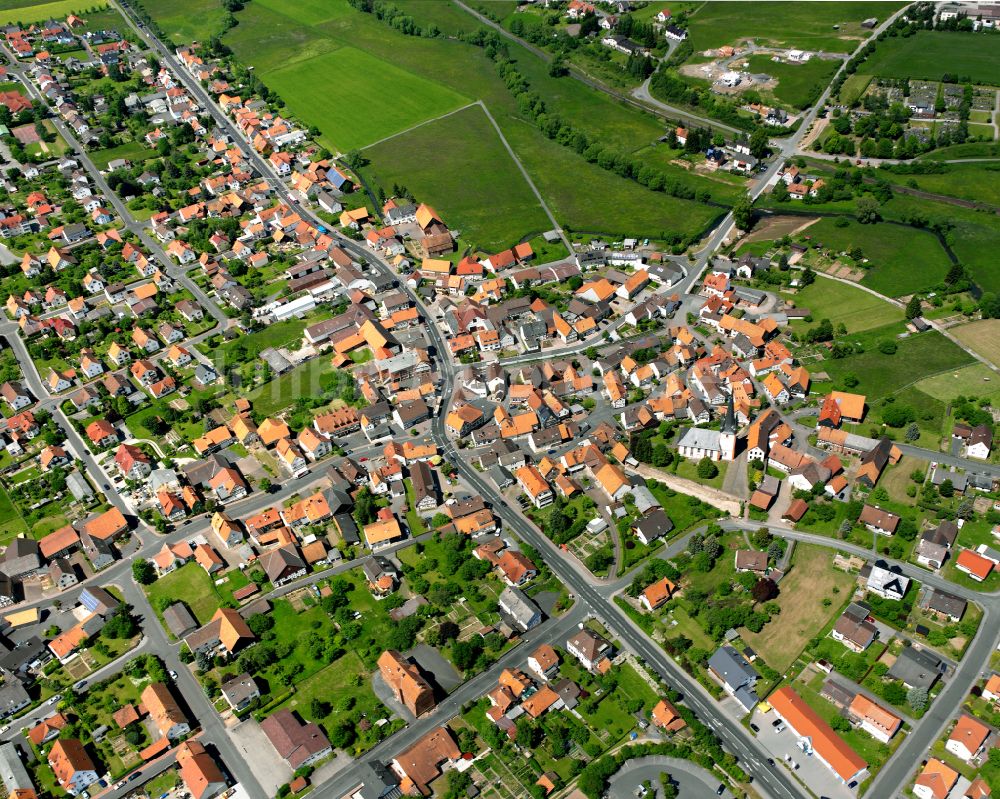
[
  {"x1": 251, "y1": 0, "x2": 351, "y2": 26},
  {"x1": 135, "y1": 0, "x2": 228, "y2": 44},
  {"x1": 218, "y1": 0, "x2": 732, "y2": 245},
  {"x1": 783, "y1": 275, "x2": 903, "y2": 334},
  {"x1": 819, "y1": 330, "x2": 975, "y2": 401},
  {"x1": 747, "y1": 54, "x2": 842, "y2": 111},
  {"x1": 803, "y1": 217, "x2": 951, "y2": 297},
  {"x1": 0, "y1": 0, "x2": 104, "y2": 24},
  {"x1": 145, "y1": 563, "x2": 221, "y2": 627},
  {"x1": 365, "y1": 104, "x2": 551, "y2": 251},
  {"x1": 915, "y1": 363, "x2": 1000, "y2": 405},
  {"x1": 880, "y1": 163, "x2": 1000, "y2": 207},
  {"x1": 880, "y1": 193, "x2": 1000, "y2": 295},
  {"x1": 684, "y1": 1, "x2": 905, "y2": 53},
  {"x1": 263, "y1": 46, "x2": 469, "y2": 151},
  {"x1": 839, "y1": 73, "x2": 873, "y2": 104},
  {"x1": 90, "y1": 141, "x2": 158, "y2": 170},
  {"x1": 859, "y1": 30, "x2": 1000, "y2": 83},
  {"x1": 0, "y1": 484, "x2": 28, "y2": 546},
  {"x1": 920, "y1": 142, "x2": 1000, "y2": 160}
]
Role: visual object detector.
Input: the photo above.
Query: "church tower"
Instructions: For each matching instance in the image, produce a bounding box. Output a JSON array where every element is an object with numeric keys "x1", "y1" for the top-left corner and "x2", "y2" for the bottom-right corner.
[{"x1": 720, "y1": 392, "x2": 737, "y2": 462}]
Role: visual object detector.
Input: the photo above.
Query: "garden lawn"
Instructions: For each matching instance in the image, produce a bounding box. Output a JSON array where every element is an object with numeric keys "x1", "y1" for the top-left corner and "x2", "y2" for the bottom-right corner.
[
  {"x1": 819, "y1": 331, "x2": 974, "y2": 402},
  {"x1": 0, "y1": 484, "x2": 28, "y2": 545},
  {"x1": 89, "y1": 141, "x2": 158, "y2": 170},
  {"x1": 859, "y1": 30, "x2": 1000, "y2": 83},
  {"x1": 245, "y1": 357, "x2": 335, "y2": 417},
  {"x1": 740, "y1": 545, "x2": 855, "y2": 672},
  {"x1": 747, "y1": 54, "x2": 841, "y2": 111},
  {"x1": 0, "y1": 0, "x2": 103, "y2": 24},
  {"x1": 263, "y1": 46, "x2": 469, "y2": 152},
  {"x1": 145, "y1": 563, "x2": 222, "y2": 627},
  {"x1": 783, "y1": 275, "x2": 903, "y2": 334},
  {"x1": 684, "y1": 2, "x2": 905, "y2": 53},
  {"x1": 839, "y1": 74, "x2": 873, "y2": 105},
  {"x1": 363, "y1": 104, "x2": 551, "y2": 251},
  {"x1": 134, "y1": 0, "x2": 228, "y2": 44},
  {"x1": 275, "y1": 649, "x2": 384, "y2": 733}
]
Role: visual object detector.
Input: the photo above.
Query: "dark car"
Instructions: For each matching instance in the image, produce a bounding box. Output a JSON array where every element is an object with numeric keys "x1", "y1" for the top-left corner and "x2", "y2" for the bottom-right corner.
[
  {"x1": 716, "y1": 786, "x2": 725, "y2": 796},
  {"x1": 749, "y1": 723, "x2": 759, "y2": 733}
]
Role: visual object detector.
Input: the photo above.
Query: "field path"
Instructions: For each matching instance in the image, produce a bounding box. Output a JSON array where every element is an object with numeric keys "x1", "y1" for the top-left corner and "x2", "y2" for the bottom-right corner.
[
  {"x1": 475, "y1": 101, "x2": 573, "y2": 251},
  {"x1": 359, "y1": 101, "x2": 478, "y2": 151}
]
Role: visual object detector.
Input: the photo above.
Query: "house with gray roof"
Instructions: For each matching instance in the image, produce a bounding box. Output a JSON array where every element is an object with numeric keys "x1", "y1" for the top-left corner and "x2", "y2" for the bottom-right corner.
[
  {"x1": 887, "y1": 646, "x2": 944, "y2": 690},
  {"x1": 498, "y1": 586, "x2": 542, "y2": 632},
  {"x1": 708, "y1": 646, "x2": 759, "y2": 712}
]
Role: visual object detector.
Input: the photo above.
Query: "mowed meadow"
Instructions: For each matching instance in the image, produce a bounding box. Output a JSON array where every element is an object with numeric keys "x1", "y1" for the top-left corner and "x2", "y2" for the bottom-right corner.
[
  {"x1": 138, "y1": 0, "x2": 733, "y2": 250},
  {"x1": 0, "y1": 0, "x2": 104, "y2": 25}
]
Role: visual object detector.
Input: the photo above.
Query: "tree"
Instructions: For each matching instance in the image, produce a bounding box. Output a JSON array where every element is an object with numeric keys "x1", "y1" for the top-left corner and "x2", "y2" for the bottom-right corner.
[
  {"x1": 327, "y1": 719, "x2": 356, "y2": 749},
  {"x1": 310, "y1": 698, "x2": 331, "y2": 718},
  {"x1": 132, "y1": 560, "x2": 156, "y2": 585},
  {"x1": 749, "y1": 127, "x2": 770, "y2": 160},
  {"x1": 905, "y1": 294, "x2": 922, "y2": 319},
  {"x1": 945, "y1": 262, "x2": 965, "y2": 286},
  {"x1": 696, "y1": 457, "x2": 718, "y2": 480},
  {"x1": 907, "y1": 686, "x2": 928, "y2": 712},
  {"x1": 939, "y1": 479, "x2": 954, "y2": 498},
  {"x1": 751, "y1": 578, "x2": 778, "y2": 604},
  {"x1": 856, "y1": 195, "x2": 881, "y2": 223},
  {"x1": 732, "y1": 197, "x2": 754, "y2": 231},
  {"x1": 800, "y1": 265, "x2": 816, "y2": 286},
  {"x1": 905, "y1": 422, "x2": 920, "y2": 442}
]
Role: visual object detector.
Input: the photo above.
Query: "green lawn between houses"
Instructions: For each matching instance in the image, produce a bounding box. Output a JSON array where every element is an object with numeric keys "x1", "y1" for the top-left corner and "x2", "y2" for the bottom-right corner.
[
  {"x1": 144, "y1": 562, "x2": 249, "y2": 629},
  {"x1": 859, "y1": 29, "x2": 1000, "y2": 84},
  {"x1": 89, "y1": 141, "x2": 159, "y2": 171},
  {"x1": 878, "y1": 162, "x2": 1000, "y2": 208}
]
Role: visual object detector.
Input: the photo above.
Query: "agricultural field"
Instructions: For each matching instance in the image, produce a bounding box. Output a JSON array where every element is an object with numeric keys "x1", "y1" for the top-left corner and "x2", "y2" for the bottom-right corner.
[
  {"x1": 216, "y1": 0, "x2": 733, "y2": 245},
  {"x1": 950, "y1": 320, "x2": 1000, "y2": 368},
  {"x1": 683, "y1": 1, "x2": 905, "y2": 53},
  {"x1": 782, "y1": 276, "x2": 904, "y2": 334},
  {"x1": 364, "y1": 104, "x2": 551, "y2": 251},
  {"x1": 135, "y1": 0, "x2": 229, "y2": 44},
  {"x1": 858, "y1": 30, "x2": 1000, "y2": 83},
  {"x1": 251, "y1": 0, "x2": 352, "y2": 26},
  {"x1": 265, "y1": 47, "x2": 469, "y2": 152},
  {"x1": 746, "y1": 54, "x2": 842, "y2": 110},
  {"x1": 739, "y1": 544, "x2": 855, "y2": 672},
  {"x1": 0, "y1": 0, "x2": 102, "y2": 24}
]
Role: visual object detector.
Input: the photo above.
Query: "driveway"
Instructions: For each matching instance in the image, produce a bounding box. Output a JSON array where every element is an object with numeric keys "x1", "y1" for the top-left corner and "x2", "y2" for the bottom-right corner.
[{"x1": 606, "y1": 755, "x2": 730, "y2": 799}]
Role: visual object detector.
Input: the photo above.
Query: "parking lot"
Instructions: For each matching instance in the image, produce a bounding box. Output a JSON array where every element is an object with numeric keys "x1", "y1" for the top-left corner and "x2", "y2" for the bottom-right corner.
[{"x1": 748, "y1": 708, "x2": 857, "y2": 799}]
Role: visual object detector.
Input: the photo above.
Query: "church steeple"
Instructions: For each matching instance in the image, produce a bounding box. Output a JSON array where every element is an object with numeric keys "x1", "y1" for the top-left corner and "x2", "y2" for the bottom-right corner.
[{"x1": 722, "y1": 391, "x2": 737, "y2": 434}]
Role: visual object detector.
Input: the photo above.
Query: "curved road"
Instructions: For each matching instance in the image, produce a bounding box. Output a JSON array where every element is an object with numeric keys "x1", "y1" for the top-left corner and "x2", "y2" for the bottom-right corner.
[{"x1": 608, "y1": 756, "x2": 730, "y2": 799}]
